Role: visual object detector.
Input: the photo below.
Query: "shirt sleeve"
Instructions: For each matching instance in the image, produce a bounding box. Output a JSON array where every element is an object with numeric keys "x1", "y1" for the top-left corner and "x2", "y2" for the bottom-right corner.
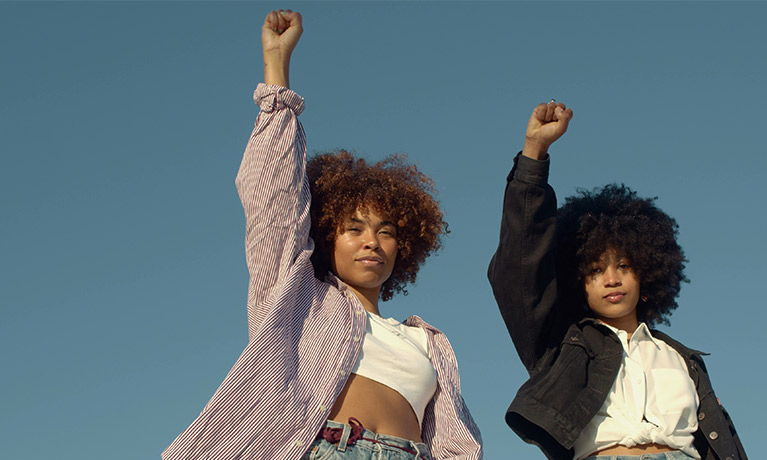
[
  {"x1": 234, "y1": 84, "x2": 307, "y2": 340},
  {"x1": 487, "y1": 153, "x2": 563, "y2": 372}
]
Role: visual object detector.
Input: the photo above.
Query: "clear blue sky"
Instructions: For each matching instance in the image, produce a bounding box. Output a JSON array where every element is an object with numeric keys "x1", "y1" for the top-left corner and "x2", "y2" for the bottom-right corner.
[{"x1": 2, "y1": 2, "x2": 765, "y2": 459}]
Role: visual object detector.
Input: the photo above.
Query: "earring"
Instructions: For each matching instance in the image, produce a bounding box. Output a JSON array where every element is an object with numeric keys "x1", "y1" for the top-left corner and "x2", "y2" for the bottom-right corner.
[{"x1": 641, "y1": 295, "x2": 648, "y2": 302}]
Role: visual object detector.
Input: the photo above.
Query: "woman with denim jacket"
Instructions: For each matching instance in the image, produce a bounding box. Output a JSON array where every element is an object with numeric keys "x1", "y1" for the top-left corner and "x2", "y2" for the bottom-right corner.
[{"x1": 488, "y1": 101, "x2": 747, "y2": 460}]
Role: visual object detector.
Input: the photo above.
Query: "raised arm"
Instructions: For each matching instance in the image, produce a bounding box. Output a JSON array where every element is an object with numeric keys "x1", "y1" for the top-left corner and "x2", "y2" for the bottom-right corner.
[
  {"x1": 262, "y1": 9, "x2": 303, "y2": 88},
  {"x1": 235, "y1": 10, "x2": 307, "y2": 340},
  {"x1": 487, "y1": 102, "x2": 573, "y2": 371}
]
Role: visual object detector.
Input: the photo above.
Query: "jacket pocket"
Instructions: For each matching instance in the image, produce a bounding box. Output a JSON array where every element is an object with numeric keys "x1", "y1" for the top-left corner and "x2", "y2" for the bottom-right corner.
[{"x1": 529, "y1": 336, "x2": 594, "y2": 404}]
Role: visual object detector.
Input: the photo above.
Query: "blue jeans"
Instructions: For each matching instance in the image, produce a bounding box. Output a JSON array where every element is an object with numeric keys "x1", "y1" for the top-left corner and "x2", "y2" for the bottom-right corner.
[
  {"x1": 301, "y1": 419, "x2": 432, "y2": 460},
  {"x1": 583, "y1": 451, "x2": 696, "y2": 460}
]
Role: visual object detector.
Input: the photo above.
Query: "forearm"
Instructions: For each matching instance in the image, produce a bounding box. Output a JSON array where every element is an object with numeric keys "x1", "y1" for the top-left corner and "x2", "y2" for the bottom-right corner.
[{"x1": 263, "y1": 53, "x2": 291, "y2": 88}]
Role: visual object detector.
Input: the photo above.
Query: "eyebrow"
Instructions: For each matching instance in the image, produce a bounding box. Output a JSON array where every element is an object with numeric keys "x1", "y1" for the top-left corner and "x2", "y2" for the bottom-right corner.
[{"x1": 348, "y1": 217, "x2": 396, "y2": 227}]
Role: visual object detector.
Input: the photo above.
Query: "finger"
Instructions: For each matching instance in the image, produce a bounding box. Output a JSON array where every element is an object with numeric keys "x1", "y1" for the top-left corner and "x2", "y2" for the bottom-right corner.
[
  {"x1": 554, "y1": 107, "x2": 573, "y2": 134},
  {"x1": 544, "y1": 101, "x2": 557, "y2": 122},
  {"x1": 282, "y1": 10, "x2": 303, "y2": 29},
  {"x1": 263, "y1": 10, "x2": 278, "y2": 30},
  {"x1": 554, "y1": 106, "x2": 573, "y2": 122},
  {"x1": 532, "y1": 103, "x2": 547, "y2": 123},
  {"x1": 552, "y1": 103, "x2": 566, "y2": 120},
  {"x1": 276, "y1": 10, "x2": 288, "y2": 33}
]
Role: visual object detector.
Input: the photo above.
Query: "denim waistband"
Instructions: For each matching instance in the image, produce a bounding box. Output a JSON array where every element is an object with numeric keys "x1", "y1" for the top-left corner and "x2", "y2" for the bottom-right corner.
[
  {"x1": 317, "y1": 418, "x2": 432, "y2": 460},
  {"x1": 582, "y1": 451, "x2": 696, "y2": 460}
]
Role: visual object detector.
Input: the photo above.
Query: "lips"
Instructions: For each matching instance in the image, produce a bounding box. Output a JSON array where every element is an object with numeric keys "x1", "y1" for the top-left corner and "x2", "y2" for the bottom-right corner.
[
  {"x1": 356, "y1": 255, "x2": 384, "y2": 265},
  {"x1": 603, "y1": 291, "x2": 625, "y2": 303}
]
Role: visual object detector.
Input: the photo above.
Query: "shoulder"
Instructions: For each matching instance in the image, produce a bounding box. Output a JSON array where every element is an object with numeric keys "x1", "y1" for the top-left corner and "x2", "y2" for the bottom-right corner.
[
  {"x1": 559, "y1": 320, "x2": 625, "y2": 359},
  {"x1": 404, "y1": 315, "x2": 440, "y2": 335},
  {"x1": 651, "y1": 329, "x2": 708, "y2": 359}
]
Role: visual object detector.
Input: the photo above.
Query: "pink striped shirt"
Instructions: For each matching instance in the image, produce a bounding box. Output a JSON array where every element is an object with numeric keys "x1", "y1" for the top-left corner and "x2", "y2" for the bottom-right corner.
[{"x1": 162, "y1": 84, "x2": 483, "y2": 460}]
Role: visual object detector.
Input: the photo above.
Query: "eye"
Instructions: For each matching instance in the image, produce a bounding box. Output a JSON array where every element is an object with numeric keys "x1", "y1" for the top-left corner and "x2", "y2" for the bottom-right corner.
[
  {"x1": 618, "y1": 262, "x2": 631, "y2": 270},
  {"x1": 346, "y1": 226, "x2": 362, "y2": 234},
  {"x1": 379, "y1": 229, "x2": 396, "y2": 237},
  {"x1": 589, "y1": 267, "x2": 603, "y2": 275}
]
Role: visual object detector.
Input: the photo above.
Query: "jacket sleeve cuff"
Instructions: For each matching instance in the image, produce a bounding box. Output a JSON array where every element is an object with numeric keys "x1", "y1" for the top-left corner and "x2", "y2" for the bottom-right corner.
[
  {"x1": 253, "y1": 83, "x2": 305, "y2": 115},
  {"x1": 508, "y1": 152, "x2": 550, "y2": 185}
]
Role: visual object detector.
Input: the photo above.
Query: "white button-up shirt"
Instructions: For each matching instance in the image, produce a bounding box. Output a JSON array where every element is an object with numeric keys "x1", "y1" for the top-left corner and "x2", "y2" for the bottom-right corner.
[{"x1": 573, "y1": 322, "x2": 700, "y2": 459}]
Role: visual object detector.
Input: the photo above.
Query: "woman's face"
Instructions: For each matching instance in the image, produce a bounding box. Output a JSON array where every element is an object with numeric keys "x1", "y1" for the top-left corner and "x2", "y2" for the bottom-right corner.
[
  {"x1": 583, "y1": 249, "x2": 641, "y2": 330},
  {"x1": 331, "y1": 207, "x2": 398, "y2": 299}
]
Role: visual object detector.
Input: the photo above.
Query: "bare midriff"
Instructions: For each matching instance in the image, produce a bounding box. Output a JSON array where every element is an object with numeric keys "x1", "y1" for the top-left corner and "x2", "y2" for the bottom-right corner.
[
  {"x1": 329, "y1": 373, "x2": 422, "y2": 443},
  {"x1": 591, "y1": 443, "x2": 675, "y2": 456}
]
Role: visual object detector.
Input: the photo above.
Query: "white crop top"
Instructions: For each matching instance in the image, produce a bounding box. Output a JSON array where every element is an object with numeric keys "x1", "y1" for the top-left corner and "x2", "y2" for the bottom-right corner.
[{"x1": 351, "y1": 310, "x2": 438, "y2": 427}]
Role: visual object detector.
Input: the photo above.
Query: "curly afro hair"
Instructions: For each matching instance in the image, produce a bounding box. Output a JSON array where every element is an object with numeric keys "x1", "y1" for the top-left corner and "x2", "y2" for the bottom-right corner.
[
  {"x1": 556, "y1": 184, "x2": 688, "y2": 326},
  {"x1": 306, "y1": 150, "x2": 447, "y2": 301}
]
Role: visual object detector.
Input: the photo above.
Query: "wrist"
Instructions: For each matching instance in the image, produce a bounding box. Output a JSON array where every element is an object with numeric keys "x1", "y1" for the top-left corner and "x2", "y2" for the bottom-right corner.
[
  {"x1": 521, "y1": 139, "x2": 550, "y2": 160},
  {"x1": 263, "y1": 53, "x2": 291, "y2": 88}
]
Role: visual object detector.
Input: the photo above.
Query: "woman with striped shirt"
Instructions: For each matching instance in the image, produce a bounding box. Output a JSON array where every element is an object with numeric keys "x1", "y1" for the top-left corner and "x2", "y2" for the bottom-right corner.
[{"x1": 163, "y1": 9, "x2": 482, "y2": 460}]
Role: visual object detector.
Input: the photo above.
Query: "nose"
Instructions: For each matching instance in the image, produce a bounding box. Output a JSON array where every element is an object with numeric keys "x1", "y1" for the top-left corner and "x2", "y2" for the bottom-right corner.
[
  {"x1": 603, "y1": 266, "x2": 622, "y2": 287},
  {"x1": 363, "y1": 230, "x2": 380, "y2": 250}
]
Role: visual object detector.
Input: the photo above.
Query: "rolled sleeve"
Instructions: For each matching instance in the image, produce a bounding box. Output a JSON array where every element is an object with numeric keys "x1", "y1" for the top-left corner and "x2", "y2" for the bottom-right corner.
[{"x1": 254, "y1": 83, "x2": 305, "y2": 115}]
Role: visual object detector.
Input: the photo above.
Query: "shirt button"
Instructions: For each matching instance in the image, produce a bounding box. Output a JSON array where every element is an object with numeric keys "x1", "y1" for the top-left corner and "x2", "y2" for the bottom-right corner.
[
  {"x1": 295, "y1": 440, "x2": 304, "y2": 447},
  {"x1": 319, "y1": 404, "x2": 327, "y2": 412},
  {"x1": 698, "y1": 412, "x2": 706, "y2": 421},
  {"x1": 340, "y1": 370, "x2": 346, "y2": 376},
  {"x1": 709, "y1": 431, "x2": 719, "y2": 440},
  {"x1": 353, "y1": 336, "x2": 360, "y2": 342},
  {"x1": 725, "y1": 457, "x2": 733, "y2": 460}
]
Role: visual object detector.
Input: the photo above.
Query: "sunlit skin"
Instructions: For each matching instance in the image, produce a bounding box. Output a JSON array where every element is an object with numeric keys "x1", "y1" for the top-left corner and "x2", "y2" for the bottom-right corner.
[
  {"x1": 330, "y1": 209, "x2": 397, "y2": 315},
  {"x1": 523, "y1": 105, "x2": 674, "y2": 456},
  {"x1": 327, "y1": 208, "x2": 423, "y2": 442},
  {"x1": 583, "y1": 249, "x2": 641, "y2": 337},
  {"x1": 262, "y1": 9, "x2": 423, "y2": 443}
]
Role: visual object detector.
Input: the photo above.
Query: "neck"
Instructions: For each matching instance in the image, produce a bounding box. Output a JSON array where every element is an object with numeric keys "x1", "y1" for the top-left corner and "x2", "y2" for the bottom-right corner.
[
  {"x1": 597, "y1": 316, "x2": 640, "y2": 340},
  {"x1": 346, "y1": 285, "x2": 381, "y2": 316}
]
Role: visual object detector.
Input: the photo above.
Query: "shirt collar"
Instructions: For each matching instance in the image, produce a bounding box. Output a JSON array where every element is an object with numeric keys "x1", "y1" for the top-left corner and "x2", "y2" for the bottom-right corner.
[{"x1": 600, "y1": 321, "x2": 664, "y2": 350}]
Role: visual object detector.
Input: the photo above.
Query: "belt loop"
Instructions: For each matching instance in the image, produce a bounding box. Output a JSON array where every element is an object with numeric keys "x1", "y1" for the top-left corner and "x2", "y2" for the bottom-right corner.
[
  {"x1": 410, "y1": 441, "x2": 426, "y2": 460},
  {"x1": 336, "y1": 422, "x2": 352, "y2": 452}
]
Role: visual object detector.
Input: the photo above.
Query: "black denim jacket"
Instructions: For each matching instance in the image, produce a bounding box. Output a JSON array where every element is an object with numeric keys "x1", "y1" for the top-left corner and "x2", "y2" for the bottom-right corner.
[{"x1": 487, "y1": 153, "x2": 747, "y2": 460}]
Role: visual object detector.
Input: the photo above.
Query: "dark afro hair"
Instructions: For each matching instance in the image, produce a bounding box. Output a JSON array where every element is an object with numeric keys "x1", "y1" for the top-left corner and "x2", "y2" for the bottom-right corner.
[
  {"x1": 306, "y1": 150, "x2": 447, "y2": 301},
  {"x1": 556, "y1": 184, "x2": 688, "y2": 326}
]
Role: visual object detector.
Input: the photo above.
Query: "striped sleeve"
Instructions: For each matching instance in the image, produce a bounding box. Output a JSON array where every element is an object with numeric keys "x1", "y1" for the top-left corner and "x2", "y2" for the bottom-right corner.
[
  {"x1": 408, "y1": 316, "x2": 484, "y2": 459},
  {"x1": 234, "y1": 84, "x2": 307, "y2": 339}
]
